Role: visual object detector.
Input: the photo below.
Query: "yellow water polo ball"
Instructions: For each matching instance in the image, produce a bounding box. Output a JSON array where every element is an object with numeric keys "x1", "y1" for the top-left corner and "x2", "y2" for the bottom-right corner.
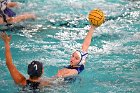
[{"x1": 88, "y1": 9, "x2": 105, "y2": 26}]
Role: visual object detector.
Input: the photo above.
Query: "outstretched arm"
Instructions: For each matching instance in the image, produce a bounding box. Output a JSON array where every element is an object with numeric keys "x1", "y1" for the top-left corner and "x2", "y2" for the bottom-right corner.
[
  {"x1": 7, "y1": 2, "x2": 18, "y2": 8},
  {"x1": 82, "y1": 25, "x2": 96, "y2": 52},
  {"x1": 0, "y1": 32, "x2": 26, "y2": 86},
  {"x1": 55, "y1": 68, "x2": 78, "y2": 78}
]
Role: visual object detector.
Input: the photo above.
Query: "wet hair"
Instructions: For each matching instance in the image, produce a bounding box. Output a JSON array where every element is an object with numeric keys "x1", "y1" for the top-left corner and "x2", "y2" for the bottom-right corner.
[{"x1": 27, "y1": 61, "x2": 43, "y2": 79}]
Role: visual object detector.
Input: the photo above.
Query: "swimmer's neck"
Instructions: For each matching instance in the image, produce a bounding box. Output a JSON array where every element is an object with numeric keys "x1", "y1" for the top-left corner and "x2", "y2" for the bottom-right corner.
[
  {"x1": 29, "y1": 77, "x2": 41, "y2": 82},
  {"x1": 70, "y1": 65, "x2": 80, "y2": 67}
]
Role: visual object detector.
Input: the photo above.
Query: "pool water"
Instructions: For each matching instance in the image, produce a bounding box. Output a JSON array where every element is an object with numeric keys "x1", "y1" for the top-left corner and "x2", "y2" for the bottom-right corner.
[{"x1": 0, "y1": 0, "x2": 140, "y2": 93}]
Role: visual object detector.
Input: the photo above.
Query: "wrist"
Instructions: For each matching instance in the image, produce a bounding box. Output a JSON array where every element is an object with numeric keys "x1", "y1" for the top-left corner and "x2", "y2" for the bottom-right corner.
[
  {"x1": 89, "y1": 26, "x2": 95, "y2": 32},
  {"x1": 91, "y1": 25, "x2": 96, "y2": 29},
  {"x1": 4, "y1": 41, "x2": 10, "y2": 45}
]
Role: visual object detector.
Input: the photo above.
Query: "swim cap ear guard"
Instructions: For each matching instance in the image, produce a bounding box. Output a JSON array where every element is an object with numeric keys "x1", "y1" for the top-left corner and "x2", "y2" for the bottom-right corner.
[
  {"x1": 28, "y1": 61, "x2": 43, "y2": 78},
  {"x1": 78, "y1": 59, "x2": 85, "y2": 65},
  {"x1": 76, "y1": 50, "x2": 88, "y2": 66}
]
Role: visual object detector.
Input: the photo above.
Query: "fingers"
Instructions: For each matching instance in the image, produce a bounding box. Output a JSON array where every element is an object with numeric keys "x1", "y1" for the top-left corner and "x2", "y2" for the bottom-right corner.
[
  {"x1": 8, "y1": 35, "x2": 12, "y2": 40},
  {"x1": 88, "y1": 25, "x2": 95, "y2": 30},
  {"x1": 0, "y1": 32, "x2": 6, "y2": 36},
  {"x1": 0, "y1": 32, "x2": 5, "y2": 37},
  {"x1": 9, "y1": 35, "x2": 12, "y2": 38},
  {"x1": 90, "y1": 25, "x2": 96, "y2": 28},
  {"x1": 0, "y1": 32, "x2": 11, "y2": 42},
  {"x1": 0, "y1": 32, "x2": 6, "y2": 39}
]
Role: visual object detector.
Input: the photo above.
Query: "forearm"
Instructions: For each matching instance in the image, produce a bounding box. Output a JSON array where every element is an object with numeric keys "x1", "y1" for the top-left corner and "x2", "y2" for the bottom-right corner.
[
  {"x1": 5, "y1": 42, "x2": 12, "y2": 65},
  {"x1": 7, "y1": 2, "x2": 18, "y2": 8},
  {"x1": 56, "y1": 69, "x2": 78, "y2": 78},
  {"x1": 82, "y1": 26, "x2": 95, "y2": 52},
  {"x1": 61, "y1": 73, "x2": 77, "y2": 78},
  {"x1": 5, "y1": 42, "x2": 26, "y2": 85}
]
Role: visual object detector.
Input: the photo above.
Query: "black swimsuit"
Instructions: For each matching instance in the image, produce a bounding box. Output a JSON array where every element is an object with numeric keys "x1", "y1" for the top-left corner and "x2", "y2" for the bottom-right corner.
[
  {"x1": 26, "y1": 80, "x2": 40, "y2": 90},
  {"x1": 22, "y1": 80, "x2": 40, "y2": 93}
]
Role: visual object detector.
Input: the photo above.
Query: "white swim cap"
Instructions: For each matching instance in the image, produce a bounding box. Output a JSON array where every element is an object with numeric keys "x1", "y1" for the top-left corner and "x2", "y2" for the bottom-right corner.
[{"x1": 75, "y1": 50, "x2": 88, "y2": 65}]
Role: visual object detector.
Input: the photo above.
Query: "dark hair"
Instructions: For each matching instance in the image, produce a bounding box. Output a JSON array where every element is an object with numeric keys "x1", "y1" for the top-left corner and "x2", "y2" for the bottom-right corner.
[{"x1": 27, "y1": 61, "x2": 43, "y2": 79}]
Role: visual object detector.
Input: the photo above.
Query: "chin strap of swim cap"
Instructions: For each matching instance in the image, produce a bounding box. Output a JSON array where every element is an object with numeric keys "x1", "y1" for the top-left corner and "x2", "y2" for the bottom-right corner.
[{"x1": 76, "y1": 50, "x2": 88, "y2": 66}]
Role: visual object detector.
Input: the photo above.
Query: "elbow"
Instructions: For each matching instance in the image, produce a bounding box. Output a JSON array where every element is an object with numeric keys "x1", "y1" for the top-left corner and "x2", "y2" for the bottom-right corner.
[{"x1": 14, "y1": 79, "x2": 26, "y2": 86}]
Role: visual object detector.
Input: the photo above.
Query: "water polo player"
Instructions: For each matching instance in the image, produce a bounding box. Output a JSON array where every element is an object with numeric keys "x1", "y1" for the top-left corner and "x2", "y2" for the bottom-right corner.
[
  {"x1": 0, "y1": 32, "x2": 52, "y2": 90},
  {"x1": 0, "y1": 0, "x2": 36, "y2": 25},
  {"x1": 55, "y1": 9, "x2": 105, "y2": 79},
  {"x1": 54, "y1": 25, "x2": 95, "y2": 79}
]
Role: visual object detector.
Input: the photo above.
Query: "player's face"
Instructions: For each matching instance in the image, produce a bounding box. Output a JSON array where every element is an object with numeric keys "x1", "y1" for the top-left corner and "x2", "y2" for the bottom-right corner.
[{"x1": 70, "y1": 52, "x2": 81, "y2": 66}]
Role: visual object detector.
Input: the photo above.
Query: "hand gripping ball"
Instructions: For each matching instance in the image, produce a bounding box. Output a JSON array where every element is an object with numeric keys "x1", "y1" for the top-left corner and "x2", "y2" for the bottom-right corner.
[{"x1": 88, "y1": 9, "x2": 105, "y2": 26}]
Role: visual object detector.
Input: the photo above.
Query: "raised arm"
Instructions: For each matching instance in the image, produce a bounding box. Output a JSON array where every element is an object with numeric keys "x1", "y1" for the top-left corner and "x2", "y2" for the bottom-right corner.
[
  {"x1": 82, "y1": 25, "x2": 96, "y2": 52},
  {"x1": 0, "y1": 32, "x2": 26, "y2": 86}
]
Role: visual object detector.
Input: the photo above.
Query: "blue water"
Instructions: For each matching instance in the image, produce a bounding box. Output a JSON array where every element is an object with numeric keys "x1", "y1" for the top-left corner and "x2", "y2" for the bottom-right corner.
[{"x1": 0, "y1": 0, "x2": 140, "y2": 93}]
